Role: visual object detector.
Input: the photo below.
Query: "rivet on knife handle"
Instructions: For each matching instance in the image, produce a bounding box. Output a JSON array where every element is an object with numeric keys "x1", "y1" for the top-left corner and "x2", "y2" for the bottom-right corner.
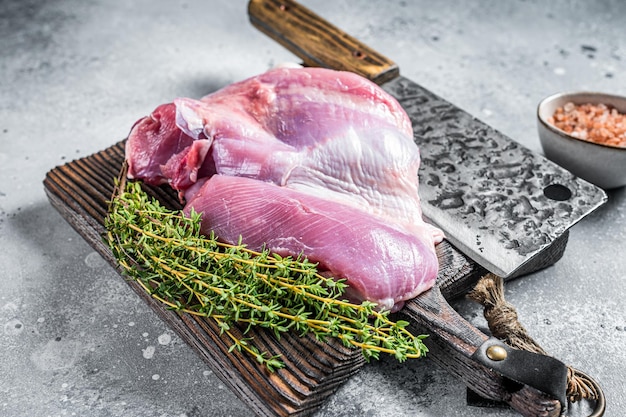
[{"x1": 247, "y1": 0, "x2": 399, "y2": 84}]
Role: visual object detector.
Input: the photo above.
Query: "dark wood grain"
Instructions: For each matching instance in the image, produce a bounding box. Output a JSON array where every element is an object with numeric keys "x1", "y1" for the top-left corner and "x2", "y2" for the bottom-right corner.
[
  {"x1": 45, "y1": 139, "x2": 566, "y2": 416},
  {"x1": 248, "y1": 0, "x2": 398, "y2": 84},
  {"x1": 42, "y1": 141, "x2": 486, "y2": 417},
  {"x1": 400, "y1": 291, "x2": 562, "y2": 416},
  {"x1": 44, "y1": 141, "x2": 367, "y2": 417}
]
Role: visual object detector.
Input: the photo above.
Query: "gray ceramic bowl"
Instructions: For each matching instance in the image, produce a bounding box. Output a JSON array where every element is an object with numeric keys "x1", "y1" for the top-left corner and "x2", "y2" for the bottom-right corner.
[{"x1": 537, "y1": 91, "x2": 626, "y2": 189}]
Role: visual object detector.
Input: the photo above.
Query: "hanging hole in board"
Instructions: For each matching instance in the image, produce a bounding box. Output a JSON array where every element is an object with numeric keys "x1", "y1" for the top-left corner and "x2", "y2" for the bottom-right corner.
[{"x1": 543, "y1": 184, "x2": 573, "y2": 201}]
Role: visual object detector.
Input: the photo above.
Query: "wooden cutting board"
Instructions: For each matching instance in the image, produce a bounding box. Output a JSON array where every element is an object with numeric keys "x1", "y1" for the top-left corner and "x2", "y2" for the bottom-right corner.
[{"x1": 43, "y1": 140, "x2": 568, "y2": 416}]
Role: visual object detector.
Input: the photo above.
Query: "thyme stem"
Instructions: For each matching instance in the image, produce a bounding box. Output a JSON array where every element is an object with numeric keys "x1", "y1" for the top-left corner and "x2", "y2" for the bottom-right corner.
[{"x1": 105, "y1": 181, "x2": 428, "y2": 370}]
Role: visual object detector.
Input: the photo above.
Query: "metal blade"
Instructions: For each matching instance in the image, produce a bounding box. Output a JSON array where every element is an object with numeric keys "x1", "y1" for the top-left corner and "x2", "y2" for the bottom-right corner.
[{"x1": 382, "y1": 76, "x2": 607, "y2": 278}]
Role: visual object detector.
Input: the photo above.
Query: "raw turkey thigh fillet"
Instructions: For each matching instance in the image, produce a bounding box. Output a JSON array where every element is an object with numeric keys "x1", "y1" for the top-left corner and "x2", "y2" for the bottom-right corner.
[
  {"x1": 125, "y1": 66, "x2": 443, "y2": 311},
  {"x1": 184, "y1": 175, "x2": 438, "y2": 312}
]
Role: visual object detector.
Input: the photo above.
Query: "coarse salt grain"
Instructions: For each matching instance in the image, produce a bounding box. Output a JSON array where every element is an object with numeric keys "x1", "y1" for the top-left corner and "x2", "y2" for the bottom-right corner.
[{"x1": 548, "y1": 102, "x2": 626, "y2": 148}]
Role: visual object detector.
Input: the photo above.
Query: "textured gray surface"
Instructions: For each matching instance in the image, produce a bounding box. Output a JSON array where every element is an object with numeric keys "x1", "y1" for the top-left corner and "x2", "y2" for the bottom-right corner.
[
  {"x1": 1, "y1": 0, "x2": 625, "y2": 416},
  {"x1": 382, "y1": 75, "x2": 606, "y2": 278}
]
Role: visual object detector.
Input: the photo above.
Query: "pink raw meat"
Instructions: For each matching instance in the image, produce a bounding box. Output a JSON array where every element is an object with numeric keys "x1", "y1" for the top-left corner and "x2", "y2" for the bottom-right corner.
[
  {"x1": 184, "y1": 175, "x2": 438, "y2": 312},
  {"x1": 125, "y1": 66, "x2": 443, "y2": 310},
  {"x1": 126, "y1": 67, "x2": 436, "y2": 230}
]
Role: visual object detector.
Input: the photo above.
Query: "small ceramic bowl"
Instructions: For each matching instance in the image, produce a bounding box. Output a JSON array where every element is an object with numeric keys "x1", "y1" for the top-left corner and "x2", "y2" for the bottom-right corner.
[{"x1": 537, "y1": 91, "x2": 626, "y2": 189}]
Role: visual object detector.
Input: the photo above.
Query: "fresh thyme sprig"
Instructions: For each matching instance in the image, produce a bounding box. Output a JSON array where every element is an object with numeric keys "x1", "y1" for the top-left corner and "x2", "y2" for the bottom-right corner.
[{"x1": 105, "y1": 181, "x2": 428, "y2": 371}]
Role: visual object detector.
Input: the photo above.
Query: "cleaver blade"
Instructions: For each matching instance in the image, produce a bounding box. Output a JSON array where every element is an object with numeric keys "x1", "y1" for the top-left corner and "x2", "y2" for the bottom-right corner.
[
  {"x1": 248, "y1": 0, "x2": 607, "y2": 278},
  {"x1": 382, "y1": 75, "x2": 606, "y2": 277}
]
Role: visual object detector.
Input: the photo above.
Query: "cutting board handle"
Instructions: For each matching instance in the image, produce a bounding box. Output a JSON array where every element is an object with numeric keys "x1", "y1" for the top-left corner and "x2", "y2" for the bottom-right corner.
[
  {"x1": 248, "y1": 0, "x2": 399, "y2": 84},
  {"x1": 401, "y1": 289, "x2": 566, "y2": 415}
]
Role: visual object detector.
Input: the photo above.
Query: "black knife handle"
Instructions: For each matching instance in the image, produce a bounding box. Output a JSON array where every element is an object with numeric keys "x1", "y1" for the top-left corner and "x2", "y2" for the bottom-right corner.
[{"x1": 248, "y1": 0, "x2": 399, "y2": 84}]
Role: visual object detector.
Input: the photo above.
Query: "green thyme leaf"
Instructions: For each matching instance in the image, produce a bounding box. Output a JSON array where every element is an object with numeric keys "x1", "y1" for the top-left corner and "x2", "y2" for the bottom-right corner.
[{"x1": 105, "y1": 180, "x2": 428, "y2": 371}]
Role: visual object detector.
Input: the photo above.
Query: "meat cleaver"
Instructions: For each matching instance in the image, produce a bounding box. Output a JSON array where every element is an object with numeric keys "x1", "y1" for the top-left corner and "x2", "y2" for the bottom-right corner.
[
  {"x1": 247, "y1": 0, "x2": 607, "y2": 279},
  {"x1": 248, "y1": 1, "x2": 607, "y2": 415}
]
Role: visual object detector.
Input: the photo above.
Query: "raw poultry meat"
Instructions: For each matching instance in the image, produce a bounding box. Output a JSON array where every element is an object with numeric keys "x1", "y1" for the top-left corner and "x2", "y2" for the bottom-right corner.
[
  {"x1": 184, "y1": 175, "x2": 438, "y2": 312},
  {"x1": 126, "y1": 67, "x2": 437, "y2": 230},
  {"x1": 125, "y1": 66, "x2": 442, "y2": 311}
]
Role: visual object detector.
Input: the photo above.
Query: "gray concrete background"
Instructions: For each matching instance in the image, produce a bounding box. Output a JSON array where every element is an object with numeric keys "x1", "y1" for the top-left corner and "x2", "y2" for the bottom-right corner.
[{"x1": 1, "y1": 0, "x2": 624, "y2": 416}]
